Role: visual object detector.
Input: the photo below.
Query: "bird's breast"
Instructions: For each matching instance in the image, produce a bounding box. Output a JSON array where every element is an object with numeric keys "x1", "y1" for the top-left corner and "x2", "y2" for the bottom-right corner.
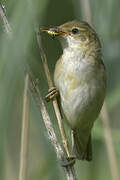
[{"x1": 54, "y1": 53, "x2": 106, "y2": 129}]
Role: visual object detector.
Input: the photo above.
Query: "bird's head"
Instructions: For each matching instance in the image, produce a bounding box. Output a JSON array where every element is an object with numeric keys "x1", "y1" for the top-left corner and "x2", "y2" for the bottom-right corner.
[{"x1": 41, "y1": 20, "x2": 101, "y2": 57}]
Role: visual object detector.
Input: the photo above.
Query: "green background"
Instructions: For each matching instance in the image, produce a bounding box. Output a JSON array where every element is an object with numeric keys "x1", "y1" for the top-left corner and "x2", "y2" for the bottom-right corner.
[{"x1": 0, "y1": 0, "x2": 120, "y2": 179}]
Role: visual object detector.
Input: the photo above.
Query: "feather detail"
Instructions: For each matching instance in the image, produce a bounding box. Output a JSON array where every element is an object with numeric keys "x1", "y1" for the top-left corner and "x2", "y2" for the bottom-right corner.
[{"x1": 73, "y1": 130, "x2": 92, "y2": 161}]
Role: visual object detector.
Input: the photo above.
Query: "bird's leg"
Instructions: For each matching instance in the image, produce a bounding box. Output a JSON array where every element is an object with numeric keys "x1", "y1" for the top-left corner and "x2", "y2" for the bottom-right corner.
[
  {"x1": 46, "y1": 88, "x2": 76, "y2": 166},
  {"x1": 71, "y1": 130, "x2": 77, "y2": 159},
  {"x1": 71, "y1": 130, "x2": 75, "y2": 154},
  {"x1": 61, "y1": 156, "x2": 76, "y2": 167},
  {"x1": 61, "y1": 130, "x2": 76, "y2": 167},
  {"x1": 45, "y1": 86, "x2": 63, "y2": 118},
  {"x1": 45, "y1": 87, "x2": 59, "y2": 102}
]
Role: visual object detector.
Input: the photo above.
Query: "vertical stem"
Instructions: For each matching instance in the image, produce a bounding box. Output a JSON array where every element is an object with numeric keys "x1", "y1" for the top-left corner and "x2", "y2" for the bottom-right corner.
[
  {"x1": 29, "y1": 74, "x2": 77, "y2": 180},
  {"x1": 101, "y1": 102, "x2": 119, "y2": 180},
  {"x1": 80, "y1": 0, "x2": 92, "y2": 24},
  {"x1": 35, "y1": 24, "x2": 70, "y2": 157},
  {"x1": 0, "y1": 3, "x2": 12, "y2": 37},
  {"x1": 19, "y1": 73, "x2": 30, "y2": 180}
]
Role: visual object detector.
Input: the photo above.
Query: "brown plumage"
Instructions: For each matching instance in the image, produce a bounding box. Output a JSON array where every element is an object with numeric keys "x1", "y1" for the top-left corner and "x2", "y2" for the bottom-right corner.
[{"x1": 43, "y1": 20, "x2": 106, "y2": 161}]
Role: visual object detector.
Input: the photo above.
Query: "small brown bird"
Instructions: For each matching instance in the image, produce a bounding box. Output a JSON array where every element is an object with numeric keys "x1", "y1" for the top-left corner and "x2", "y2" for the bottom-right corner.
[{"x1": 42, "y1": 20, "x2": 106, "y2": 161}]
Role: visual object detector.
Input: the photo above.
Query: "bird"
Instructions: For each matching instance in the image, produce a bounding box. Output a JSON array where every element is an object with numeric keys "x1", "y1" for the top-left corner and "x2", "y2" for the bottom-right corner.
[{"x1": 42, "y1": 20, "x2": 106, "y2": 161}]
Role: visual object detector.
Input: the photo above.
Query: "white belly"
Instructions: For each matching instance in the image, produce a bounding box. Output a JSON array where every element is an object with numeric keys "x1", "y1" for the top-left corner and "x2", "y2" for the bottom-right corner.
[
  {"x1": 54, "y1": 55, "x2": 106, "y2": 130},
  {"x1": 60, "y1": 78, "x2": 104, "y2": 130}
]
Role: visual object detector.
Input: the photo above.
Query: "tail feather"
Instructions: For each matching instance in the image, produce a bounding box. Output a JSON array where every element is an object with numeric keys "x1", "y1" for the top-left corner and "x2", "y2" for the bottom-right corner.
[{"x1": 72, "y1": 130, "x2": 92, "y2": 161}]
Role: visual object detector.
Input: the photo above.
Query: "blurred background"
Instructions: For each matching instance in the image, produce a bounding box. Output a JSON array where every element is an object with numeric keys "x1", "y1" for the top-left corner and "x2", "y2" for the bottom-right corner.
[{"x1": 0, "y1": 0, "x2": 120, "y2": 179}]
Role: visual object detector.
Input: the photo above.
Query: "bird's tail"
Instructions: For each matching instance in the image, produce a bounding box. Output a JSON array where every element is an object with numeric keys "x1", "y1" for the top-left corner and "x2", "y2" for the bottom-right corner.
[{"x1": 72, "y1": 130, "x2": 92, "y2": 161}]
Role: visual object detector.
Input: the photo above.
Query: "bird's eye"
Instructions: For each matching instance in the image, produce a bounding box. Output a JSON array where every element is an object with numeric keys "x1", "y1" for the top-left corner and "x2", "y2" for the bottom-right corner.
[{"x1": 72, "y1": 28, "x2": 79, "y2": 34}]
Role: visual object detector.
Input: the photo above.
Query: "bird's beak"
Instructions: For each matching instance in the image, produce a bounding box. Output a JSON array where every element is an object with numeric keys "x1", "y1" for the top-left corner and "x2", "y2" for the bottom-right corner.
[{"x1": 40, "y1": 26, "x2": 69, "y2": 37}]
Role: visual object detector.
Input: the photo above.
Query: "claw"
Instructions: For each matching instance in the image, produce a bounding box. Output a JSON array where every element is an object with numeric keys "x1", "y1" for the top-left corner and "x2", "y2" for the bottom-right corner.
[
  {"x1": 45, "y1": 87, "x2": 58, "y2": 102},
  {"x1": 61, "y1": 156, "x2": 76, "y2": 167}
]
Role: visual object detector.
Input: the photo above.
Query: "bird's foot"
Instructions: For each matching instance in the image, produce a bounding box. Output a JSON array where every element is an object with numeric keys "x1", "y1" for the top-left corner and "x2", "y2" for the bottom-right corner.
[
  {"x1": 61, "y1": 156, "x2": 76, "y2": 167},
  {"x1": 45, "y1": 87, "x2": 58, "y2": 102}
]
